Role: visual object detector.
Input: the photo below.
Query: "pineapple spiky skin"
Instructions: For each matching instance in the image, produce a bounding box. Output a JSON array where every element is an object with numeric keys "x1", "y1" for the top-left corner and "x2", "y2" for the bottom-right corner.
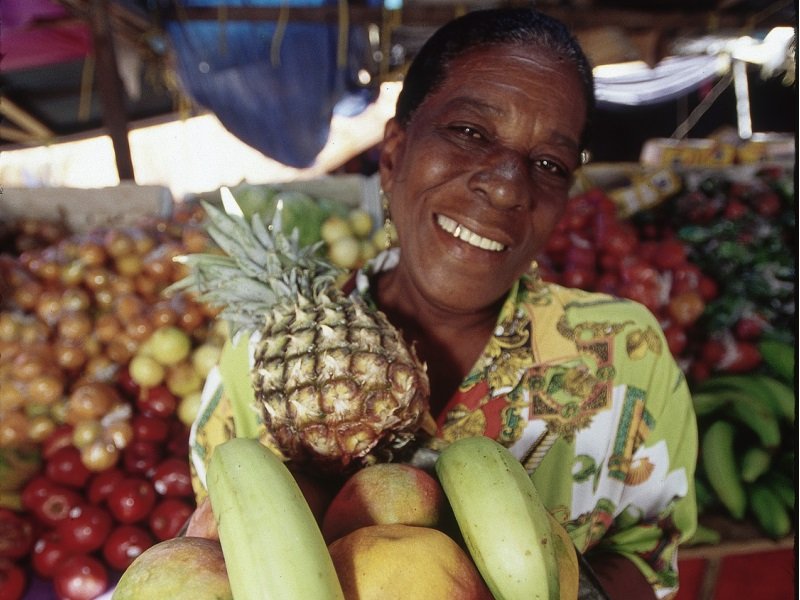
[
  {"x1": 170, "y1": 197, "x2": 431, "y2": 473},
  {"x1": 255, "y1": 289, "x2": 430, "y2": 471}
]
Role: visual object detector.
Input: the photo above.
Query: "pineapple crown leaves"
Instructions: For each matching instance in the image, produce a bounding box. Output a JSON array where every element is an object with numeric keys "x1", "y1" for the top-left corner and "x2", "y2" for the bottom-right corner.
[{"x1": 167, "y1": 200, "x2": 344, "y2": 333}]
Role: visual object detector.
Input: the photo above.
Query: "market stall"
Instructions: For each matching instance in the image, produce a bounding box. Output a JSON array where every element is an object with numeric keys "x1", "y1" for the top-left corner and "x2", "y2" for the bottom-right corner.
[{"x1": 0, "y1": 1, "x2": 795, "y2": 599}]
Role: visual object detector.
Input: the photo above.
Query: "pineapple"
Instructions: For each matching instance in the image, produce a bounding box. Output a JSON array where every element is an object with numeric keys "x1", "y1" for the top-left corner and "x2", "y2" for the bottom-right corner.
[{"x1": 169, "y1": 193, "x2": 431, "y2": 473}]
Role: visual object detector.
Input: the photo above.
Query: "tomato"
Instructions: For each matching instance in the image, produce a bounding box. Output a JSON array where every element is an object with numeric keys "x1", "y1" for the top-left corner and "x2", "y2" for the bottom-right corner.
[
  {"x1": 45, "y1": 445, "x2": 92, "y2": 488},
  {"x1": 31, "y1": 531, "x2": 71, "y2": 579},
  {"x1": 130, "y1": 414, "x2": 170, "y2": 444},
  {"x1": 116, "y1": 366, "x2": 141, "y2": 398},
  {"x1": 53, "y1": 554, "x2": 108, "y2": 600},
  {"x1": 663, "y1": 324, "x2": 688, "y2": 357},
  {"x1": 56, "y1": 504, "x2": 113, "y2": 554},
  {"x1": 151, "y1": 457, "x2": 193, "y2": 498},
  {"x1": 86, "y1": 467, "x2": 126, "y2": 505},
  {"x1": 0, "y1": 509, "x2": 34, "y2": 560},
  {"x1": 652, "y1": 238, "x2": 687, "y2": 270},
  {"x1": 21, "y1": 474, "x2": 55, "y2": 512},
  {"x1": 31, "y1": 485, "x2": 84, "y2": 528},
  {"x1": 618, "y1": 281, "x2": 663, "y2": 314},
  {"x1": 107, "y1": 478, "x2": 156, "y2": 524},
  {"x1": 561, "y1": 266, "x2": 596, "y2": 290},
  {"x1": 148, "y1": 498, "x2": 194, "y2": 541},
  {"x1": 719, "y1": 341, "x2": 762, "y2": 374},
  {"x1": 102, "y1": 525, "x2": 153, "y2": 572},
  {"x1": 670, "y1": 264, "x2": 703, "y2": 296},
  {"x1": 0, "y1": 559, "x2": 26, "y2": 600},
  {"x1": 137, "y1": 386, "x2": 178, "y2": 419},
  {"x1": 734, "y1": 315, "x2": 766, "y2": 341},
  {"x1": 42, "y1": 424, "x2": 75, "y2": 460},
  {"x1": 122, "y1": 440, "x2": 163, "y2": 476},
  {"x1": 564, "y1": 243, "x2": 595, "y2": 269},
  {"x1": 667, "y1": 291, "x2": 705, "y2": 327},
  {"x1": 597, "y1": 220, "x2": 638, "y2": 259}
]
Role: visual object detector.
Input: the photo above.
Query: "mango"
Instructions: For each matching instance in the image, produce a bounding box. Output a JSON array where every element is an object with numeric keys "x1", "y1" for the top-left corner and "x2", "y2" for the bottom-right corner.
[
  {"x1": 112, "y1": 536, "x2": 231, "y2": 600},
  {"x1": 328, "y1": 524, "x2": 492, "y2": 600},
  {"x1": 322, "y1": 463, "x2": 444, "y2": 543}
]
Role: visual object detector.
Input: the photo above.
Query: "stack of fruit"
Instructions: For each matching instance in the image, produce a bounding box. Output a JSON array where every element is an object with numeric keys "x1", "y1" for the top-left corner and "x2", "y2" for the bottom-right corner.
[
  {"x1": 113, "y1": 436, "x2": 577, "y2": 600},
  {"x1": 0, "y1": 203, "x2": 224, "y2": 599}
]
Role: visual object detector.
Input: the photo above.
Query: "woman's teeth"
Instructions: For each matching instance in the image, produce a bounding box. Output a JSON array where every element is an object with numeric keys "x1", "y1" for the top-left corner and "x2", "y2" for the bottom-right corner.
[{"x1": 436, "y1": 215, "x2": 505, "y2": 252}]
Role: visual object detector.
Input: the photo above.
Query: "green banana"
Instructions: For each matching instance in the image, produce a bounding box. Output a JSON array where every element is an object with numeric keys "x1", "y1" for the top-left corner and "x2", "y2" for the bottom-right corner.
[
  {"x1": 758, "y1": 339, "x2": 796, "y2": 383},
  {"x1": 721, "y1": 389, "x2": 781, "y2": 449},
  {"x1": 206, "y1": 438, "x2": 344, "y2": 600},
  {"x1": 748, "y1": 482, "x2": 793, "y2": 539},
  {"x1": 683, "y1": 522, "x2": 721, "y2": 546},
  {"x1": 697, "y1": 373, "x2": 795, "y2": 425},
  {"x1": 739, "y1": 446, "x2": 772, "y2": 483},
  {"x1": 751, "y1": 374, "x2": 796, "y2": 425},
  {"x1": 701, "y1": 420, "x2": 747, "y2": 520},
  {"x1": 691, "y1": 391, "x2": 731, "y2": 417},
  {"x1": 435, "y1": 436, "x2": 561, "y2": 600},
  {"x1": 763, "y1": 471, "x2": 796, "y2": 510}
]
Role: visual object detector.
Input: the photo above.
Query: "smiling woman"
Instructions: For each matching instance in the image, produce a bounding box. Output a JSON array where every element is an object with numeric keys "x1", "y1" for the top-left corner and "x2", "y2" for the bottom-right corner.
[{"x1": 188, "y1": 8, "x2": 698, "y2": 600}]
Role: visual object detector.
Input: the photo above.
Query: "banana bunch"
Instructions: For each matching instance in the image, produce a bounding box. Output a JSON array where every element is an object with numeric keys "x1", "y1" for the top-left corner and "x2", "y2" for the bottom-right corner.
[
  {"x1": 435, "y1": 436, "x2": 579, "y2": 600},
  {"x1": 692, "y1": 339, "x2": 796, "y2": 540}
]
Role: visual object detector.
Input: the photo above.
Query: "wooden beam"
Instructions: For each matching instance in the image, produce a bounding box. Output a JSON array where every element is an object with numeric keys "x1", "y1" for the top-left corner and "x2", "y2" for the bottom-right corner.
[
  {"x1": 0, "y1": 96, "x2": 54, "y2": 139},
  {"x1": 88, "y1": 0, "x2": 135, "y2": 181}
]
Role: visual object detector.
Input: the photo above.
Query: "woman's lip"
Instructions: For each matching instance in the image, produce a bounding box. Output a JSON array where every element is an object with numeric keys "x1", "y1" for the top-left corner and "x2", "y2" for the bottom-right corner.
[{"x1": 435, "y1": 214, "x2": 506, "y2": 252}]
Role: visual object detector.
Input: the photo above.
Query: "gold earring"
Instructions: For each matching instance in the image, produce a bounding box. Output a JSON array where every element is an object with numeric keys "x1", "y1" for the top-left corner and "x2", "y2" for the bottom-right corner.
[{"x1": 380, "y1": 188, "x2": 394, "y2": 250}]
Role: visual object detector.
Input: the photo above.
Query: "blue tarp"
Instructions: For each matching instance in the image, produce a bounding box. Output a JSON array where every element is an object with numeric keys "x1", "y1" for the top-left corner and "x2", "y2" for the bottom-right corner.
[{"x1": 163, "y1": 0, "x2": 377, "y2": 167}]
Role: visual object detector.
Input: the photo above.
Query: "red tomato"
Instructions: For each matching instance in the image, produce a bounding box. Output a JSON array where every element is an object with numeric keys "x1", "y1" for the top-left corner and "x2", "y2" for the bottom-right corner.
[
  {"x1": 619, "y1": 258, "x2": 661, "y2": 285},
  {"x1": 21, "y1": 475, "x2": 55, "y2": 512},
  {"x1": 131, "y1": 414, "x2": 169, "y2": 444},
  {"x1": 56, "y1": 504, "x2": 113, "y2": 554},
  {"x1": 137, "y1": 386, "x2": 177, "y2": 419},
  {"x1": 46, "y1": 446, "x2": 92, "y2": 488},
  {"x1": 102, "y1": 525, "x2": 153, "y2": 572},
  {"x1": 151, "y1": 458, "x2": 193, "y2": 498},
  {"x1": 564, "y1": 243, "x2": 596, "y2": 269},
  {"x1": 166, "y1": 422, "x2": 190, "y2": 458},
  {"x1": 86, "y1": 467, "x2": 126, "y2": 505},
  {"x1": 107, "y1": 478, "x2": 156, "y2": 524},
  {"x1": 122, "y1": 440, "x2": 163, "y2": 476},
  {"x1": 148, "y1": 498, "x2": 194, "y2": 541},
  {"x1": 734, "y1": 315, "x2": 766, "y2": 341},
  {"x1": 719, "y1": 341, "x2": 762, "y2": 374},
  {"x1": 667, "y1": 291, "x2": 705, "y2": 327},
  {"x1": 0, "y1": 509, "x2": 34, "y2": 560},
  {"x1": 31, "y1": 485, "x2": 84, "y2": 528},
  {"x1": 663, "y1": 324, "x2": 688, "y2": 357},
  {"x1": 653, "y1": 239, "x2": 688, "y2": 270},
  {"x1": 31, "y1": 531, "x2": 71, "y2": 579},
  {"x1": 116, "y1": 366, "x2": 141, "y2": 398},
  {"x1": 42, "y1": 425, "x2": 75, "y2": 460},
  {"x1": 0, "y1": 559, "x2": 26, "y2": 600},
  {"x1": 53, "y1": 554, "x2": 108, "y2": 600},
  {"x1": 561, "y1": 266, "x2": 596, "y2": 290}
]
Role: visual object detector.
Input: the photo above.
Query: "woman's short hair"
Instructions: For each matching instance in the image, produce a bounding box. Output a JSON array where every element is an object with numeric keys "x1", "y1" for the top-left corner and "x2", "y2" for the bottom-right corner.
[{"x1": 394, "y1": 7, "x2": 595, "y2": 144}]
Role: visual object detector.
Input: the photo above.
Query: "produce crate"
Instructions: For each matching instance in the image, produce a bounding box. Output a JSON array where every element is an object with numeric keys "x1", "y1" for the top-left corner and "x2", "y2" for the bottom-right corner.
[{"x1": 676, "y1": 516, "x2": 795, "y2": 600}]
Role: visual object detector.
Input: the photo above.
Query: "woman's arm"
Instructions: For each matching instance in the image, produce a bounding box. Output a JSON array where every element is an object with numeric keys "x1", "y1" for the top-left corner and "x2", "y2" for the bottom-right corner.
[{"x1": 586, "y1": 553, "x2": 657, "y2": 600}]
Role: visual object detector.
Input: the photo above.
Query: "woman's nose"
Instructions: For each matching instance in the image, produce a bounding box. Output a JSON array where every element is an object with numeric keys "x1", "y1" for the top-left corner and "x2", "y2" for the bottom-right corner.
[{"x1": 467, "y1": 150, "x2": 530, "y2": 210}]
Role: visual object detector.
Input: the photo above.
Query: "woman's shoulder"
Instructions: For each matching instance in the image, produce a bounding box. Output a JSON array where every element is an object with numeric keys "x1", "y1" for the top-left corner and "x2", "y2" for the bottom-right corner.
[{"x1": 525, "y1": 278, "x2": 661, "y2": 330}]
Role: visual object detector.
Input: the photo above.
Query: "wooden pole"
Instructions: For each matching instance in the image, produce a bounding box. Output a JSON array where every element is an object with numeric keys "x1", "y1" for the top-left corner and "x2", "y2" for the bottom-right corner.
[{"x1": 88, "y1": 0, "x2": 135, "y2": 181}]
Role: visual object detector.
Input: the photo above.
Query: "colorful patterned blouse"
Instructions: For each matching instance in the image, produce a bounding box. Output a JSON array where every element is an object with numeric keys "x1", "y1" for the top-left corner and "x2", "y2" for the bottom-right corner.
[{"x1": 189, "y1": 250, "x2": 698, "y2": 599}]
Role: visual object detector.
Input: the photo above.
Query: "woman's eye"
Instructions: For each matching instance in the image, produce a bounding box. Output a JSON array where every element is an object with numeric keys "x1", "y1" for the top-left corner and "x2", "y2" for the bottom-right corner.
[
  {"x1": 535, "y1": 159, "x2": 568, "y2": 177},
  {"x1": 453, "y1": 126, "x2": 484, "y2": 140}
]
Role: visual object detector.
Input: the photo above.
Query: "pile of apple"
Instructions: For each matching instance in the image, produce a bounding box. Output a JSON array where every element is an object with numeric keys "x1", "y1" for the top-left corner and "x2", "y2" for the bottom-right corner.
[
  {"x1": 319, "y1": 208, "x2": 396, "y2": 270},
  {"x1": 0, "y1": 202, "x2": 224, "y2": 599}
]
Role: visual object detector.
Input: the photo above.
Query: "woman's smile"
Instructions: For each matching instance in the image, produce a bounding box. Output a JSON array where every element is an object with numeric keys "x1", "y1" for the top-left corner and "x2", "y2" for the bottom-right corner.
[{"x1": 435, "y1": 214, "x2": 506, "y2": 252}]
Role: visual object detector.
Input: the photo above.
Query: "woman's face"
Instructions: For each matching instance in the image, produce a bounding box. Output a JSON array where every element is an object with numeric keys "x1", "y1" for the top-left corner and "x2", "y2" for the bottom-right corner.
[{"x1": 380, "y1": 43, "x2": 588, "y2": 314}]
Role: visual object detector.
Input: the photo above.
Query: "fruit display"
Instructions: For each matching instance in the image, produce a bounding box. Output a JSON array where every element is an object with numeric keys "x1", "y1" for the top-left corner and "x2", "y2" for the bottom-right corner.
[
  {"x1": 169, "y1": 196, "x2": 429, "y2": 473},
  {"x1": 0, "y1": 203, "x2": 223, "y2": 599}
]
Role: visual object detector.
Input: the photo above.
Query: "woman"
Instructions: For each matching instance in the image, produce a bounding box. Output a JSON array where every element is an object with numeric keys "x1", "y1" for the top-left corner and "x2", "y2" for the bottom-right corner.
[{"x1": 190, "y1": 8, "x2": 697, "y2": 599}]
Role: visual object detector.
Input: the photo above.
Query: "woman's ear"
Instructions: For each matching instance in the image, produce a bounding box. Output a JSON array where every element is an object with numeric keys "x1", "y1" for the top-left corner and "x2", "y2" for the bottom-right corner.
[{"x1": 378, "y1": 117, "x2": 405, "y2": 195}]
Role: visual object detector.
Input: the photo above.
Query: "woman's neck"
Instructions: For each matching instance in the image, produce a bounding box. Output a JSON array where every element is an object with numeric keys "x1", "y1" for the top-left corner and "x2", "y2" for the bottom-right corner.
[{"x1": 372, "y1": 271, "x2": 501, "y2": 416}]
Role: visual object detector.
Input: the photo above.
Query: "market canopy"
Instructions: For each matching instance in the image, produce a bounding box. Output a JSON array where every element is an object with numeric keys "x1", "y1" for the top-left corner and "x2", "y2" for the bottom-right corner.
[{"x1": 0, "y1": 0, "x2": 795, "y2": 172}]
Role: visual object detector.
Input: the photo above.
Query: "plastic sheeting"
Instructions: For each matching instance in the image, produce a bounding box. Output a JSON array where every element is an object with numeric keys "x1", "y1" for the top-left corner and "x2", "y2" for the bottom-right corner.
[{"x1": 163, "y1": 0, "x2": 378, "y2": 168}]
